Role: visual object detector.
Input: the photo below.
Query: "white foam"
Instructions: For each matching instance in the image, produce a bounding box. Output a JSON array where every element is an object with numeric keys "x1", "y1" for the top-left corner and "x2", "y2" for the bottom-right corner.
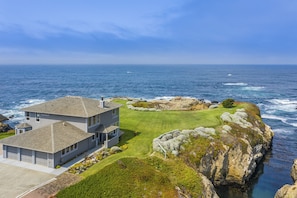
[
  {"x1": 266, "y1": 99, "x2": 297, "y2": 113},
  {"x1": 273, "y1": 128, "x2": 294, "y2": 135},
  {"x1": 242, "y1": 86, "x2": 265, "y2": 91},
  {"x1": 2, "y1": 98, "x2": 46, "y2": 125},
  {"x1": 262, "y1": 114, "x2": 288, "y2": 123},
  {"x1": 262, "y1": 114, "x2": 297, "y2": 127},
  {"x1": 223, "y1": 82, "x2": 248, "y2": 86}
]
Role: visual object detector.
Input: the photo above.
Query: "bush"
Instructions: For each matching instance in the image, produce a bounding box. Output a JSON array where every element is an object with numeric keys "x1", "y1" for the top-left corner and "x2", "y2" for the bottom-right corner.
[{"x1": 222, "y1": 98, "x2": 235, "y2": 108}]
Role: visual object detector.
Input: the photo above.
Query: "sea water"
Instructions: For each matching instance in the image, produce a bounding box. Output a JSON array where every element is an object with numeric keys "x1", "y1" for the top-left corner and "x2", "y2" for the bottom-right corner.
[{"x1": 0, "y1": 64, "x2": 296, "y2": 197}]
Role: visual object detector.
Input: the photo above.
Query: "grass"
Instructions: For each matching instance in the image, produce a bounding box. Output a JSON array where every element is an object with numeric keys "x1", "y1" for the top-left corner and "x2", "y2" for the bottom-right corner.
[
  {"x1": 58, "y1": 99, "x2": 252, "y2": 197},
  {"x1": 58, "y1": 156, "x2": 204, "y2": 198},
  {"x1": 82, "y1": 99, "x2": 237, "y2": 177},
  {"x1": 0, "y1": 130, "x2": 14, "y2": 139}
]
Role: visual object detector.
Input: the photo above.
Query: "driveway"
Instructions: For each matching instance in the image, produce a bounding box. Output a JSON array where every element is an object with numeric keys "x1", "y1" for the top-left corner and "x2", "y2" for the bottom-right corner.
[
  {"x1": 0, "y1": 163, "x2": 55, "y2": 198},
  {"x1": 0, "y1": 144, "x2": 55, "y2": 198}
]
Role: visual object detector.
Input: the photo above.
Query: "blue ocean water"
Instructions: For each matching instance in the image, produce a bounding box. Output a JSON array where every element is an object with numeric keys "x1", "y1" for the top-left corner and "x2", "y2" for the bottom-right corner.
[{"x1": 0, "y1": 64, "x2": 296, "y2": 197}]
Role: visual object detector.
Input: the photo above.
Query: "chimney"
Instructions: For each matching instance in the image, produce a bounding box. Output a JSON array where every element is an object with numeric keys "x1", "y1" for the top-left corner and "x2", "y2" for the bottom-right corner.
[{"x1": 99, "y1": 97, "x2": 105, "y2": 108}]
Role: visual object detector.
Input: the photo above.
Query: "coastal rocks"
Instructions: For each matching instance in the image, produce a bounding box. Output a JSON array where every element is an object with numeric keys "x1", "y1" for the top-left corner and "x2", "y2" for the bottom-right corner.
[
  {"x1": 220, "y1": 109, "x2": 252, "y2": 128},
  {"x1": 152, "y1": 127, "x2": 217, "y2": 156},
  {"x1": 0, "y1": 122, "x2": 12, "y2": 132},
  {"x1": 275, "y1": 159, "x2": 297, "y2": 198},
  {"x1": 127, "y1": 97, "x2": 215, "y2": 111},
  {"x1": 199, "y1": 109, "x2": 273, "y2": 187},
  {"x1": 153, "y1": 107, "x2": 274, "y2": 190},
  {"x1": 200, "y1": 173, "x2": 220, "y2": 198},
  {"x1": 0, "y1": 114, "x2": 12, "y2": 132}
]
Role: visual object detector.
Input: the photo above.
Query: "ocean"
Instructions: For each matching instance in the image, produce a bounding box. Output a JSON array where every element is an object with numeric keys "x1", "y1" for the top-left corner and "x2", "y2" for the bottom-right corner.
[{"x1": 1, "y1": 64, "x2": 296, "y2": 197}]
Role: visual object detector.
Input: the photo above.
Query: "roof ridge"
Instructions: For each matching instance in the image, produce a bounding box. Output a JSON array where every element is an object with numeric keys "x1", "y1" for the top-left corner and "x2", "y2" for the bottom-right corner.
[{"x1": 80, "y1": 97, "x2": 88, "y2": 117}]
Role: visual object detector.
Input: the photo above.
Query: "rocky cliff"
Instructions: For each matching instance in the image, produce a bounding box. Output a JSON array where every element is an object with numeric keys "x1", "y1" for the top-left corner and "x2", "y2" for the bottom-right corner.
[
  {"x1": 275, "y1": 159, "x2": 297, "y2": 198},
  {"x1": 153, "y1": 103, "x2": 274, "y2": 193}
]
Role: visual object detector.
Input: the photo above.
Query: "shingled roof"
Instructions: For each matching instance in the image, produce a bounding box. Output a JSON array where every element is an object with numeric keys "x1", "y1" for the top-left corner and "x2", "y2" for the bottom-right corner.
[
  {"x1": 0, "y1": 121, "x2": 93, "y2": 153},
  {"x1": 21, "y1": 96, "x2": 122, "y2": 118}
]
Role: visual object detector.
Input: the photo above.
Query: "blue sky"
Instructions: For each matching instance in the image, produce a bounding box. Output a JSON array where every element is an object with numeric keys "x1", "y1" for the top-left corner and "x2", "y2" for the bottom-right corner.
[{"x1": 1, "y1": 0, "x2": 297, "y2": 64}]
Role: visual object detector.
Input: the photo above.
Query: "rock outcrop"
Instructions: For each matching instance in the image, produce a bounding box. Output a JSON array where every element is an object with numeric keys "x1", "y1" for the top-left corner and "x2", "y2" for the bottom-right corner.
[
  {"x1": 200, "y1": 173, "x2": 220, "y2": 198},
  {"x1": 127, "y1": 97, "x2": 213, "y2": 111},
  {"x1": 275, "y1": 159, "x2": 297, "y2": 198},
  {"x1": 0, "y1": 122, "x2": 12, "y2": 132},
  {"x1": 153, "y1": 107, "x2": 274, "y2": 190}
]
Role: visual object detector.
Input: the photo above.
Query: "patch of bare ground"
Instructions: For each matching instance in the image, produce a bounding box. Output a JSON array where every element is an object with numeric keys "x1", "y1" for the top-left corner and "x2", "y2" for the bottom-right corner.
[{"x1": 23, "y1": 172, "x2": 81, "y2": 198}]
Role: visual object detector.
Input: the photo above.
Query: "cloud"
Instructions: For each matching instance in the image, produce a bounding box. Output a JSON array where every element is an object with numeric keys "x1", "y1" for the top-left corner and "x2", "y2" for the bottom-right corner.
[{"x1": 0, "y1": 0, "x2": 186, "y2": 39}]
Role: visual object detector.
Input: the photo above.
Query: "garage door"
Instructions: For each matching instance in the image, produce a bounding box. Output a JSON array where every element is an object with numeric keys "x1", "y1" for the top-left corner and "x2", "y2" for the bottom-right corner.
[
  {"x1": 21, "y1": 148, "x2": 32, "y2": 163},
  {"x1": 35, "y1": 151, "x2": 48, "y2": 166},
  {"x1": 7, "y1": 146, "x2": 18, "y2": 160}
]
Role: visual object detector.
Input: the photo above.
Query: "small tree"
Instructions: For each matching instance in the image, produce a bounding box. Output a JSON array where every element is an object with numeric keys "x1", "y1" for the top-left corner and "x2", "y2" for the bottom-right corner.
[{"x1": 222, "y1": 98, "x2": 235, "y2": 108}]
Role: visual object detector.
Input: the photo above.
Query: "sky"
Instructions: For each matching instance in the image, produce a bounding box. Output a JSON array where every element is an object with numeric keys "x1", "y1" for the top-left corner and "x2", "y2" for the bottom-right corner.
[{"x1": 1, "y1": 0, "x2": 297, "y2": 64}]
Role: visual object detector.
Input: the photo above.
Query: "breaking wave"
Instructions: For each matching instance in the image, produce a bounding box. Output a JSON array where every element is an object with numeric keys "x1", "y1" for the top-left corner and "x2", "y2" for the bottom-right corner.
[{"x1": 223, "y1": 82, "x2": 248, "y2": 86}]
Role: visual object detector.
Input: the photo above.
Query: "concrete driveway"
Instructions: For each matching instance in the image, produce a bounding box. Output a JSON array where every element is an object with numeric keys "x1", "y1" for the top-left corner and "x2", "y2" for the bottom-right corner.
[
  {"x1": 0, "y1": 144, "x2": 55, "y2": 198},
  {"x1": 0, "y1": 163, "x2": 55, "y2": 198}
]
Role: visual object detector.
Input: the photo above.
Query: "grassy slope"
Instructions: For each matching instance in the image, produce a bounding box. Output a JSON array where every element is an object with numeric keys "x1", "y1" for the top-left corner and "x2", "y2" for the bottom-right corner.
[
  {"x1": 58, "y1": 99, "x2": 243, "y2": 197},
  {"x1": 0, "y1": 130, "x2": 14, "y2": 140}
]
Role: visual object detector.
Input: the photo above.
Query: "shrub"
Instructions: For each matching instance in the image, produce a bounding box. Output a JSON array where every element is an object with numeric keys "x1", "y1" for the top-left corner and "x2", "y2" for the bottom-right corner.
[{"x1": 222, "y1": 98, "x2": 235, "y2": 108}]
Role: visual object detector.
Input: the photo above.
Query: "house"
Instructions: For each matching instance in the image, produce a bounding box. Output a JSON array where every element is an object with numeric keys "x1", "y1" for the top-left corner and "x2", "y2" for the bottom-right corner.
[{"x1": 0, "y1": 96, "x2": 122, "y2": 168}]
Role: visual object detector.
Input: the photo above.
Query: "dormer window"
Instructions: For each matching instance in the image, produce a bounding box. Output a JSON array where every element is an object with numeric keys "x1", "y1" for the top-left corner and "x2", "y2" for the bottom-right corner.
[{"x1": 36, "y1": 113, "x2": 40, "y2": 122}]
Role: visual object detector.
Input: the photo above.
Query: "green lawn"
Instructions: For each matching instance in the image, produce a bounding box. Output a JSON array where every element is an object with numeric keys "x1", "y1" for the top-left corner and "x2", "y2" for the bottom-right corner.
[
  {"x1": 58, "y1": 99, "x2": 247, "y2": 197},
  {"x1": 82, "y1": 99, "x2": 238, "y2": 178},
  {"x1": 0, "y1": 130, "x2": 14, "y2": 140}
]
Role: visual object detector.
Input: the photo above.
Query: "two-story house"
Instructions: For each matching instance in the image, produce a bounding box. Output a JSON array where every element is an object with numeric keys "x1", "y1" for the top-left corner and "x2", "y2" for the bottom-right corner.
[{"x1": 0, "y1": 96, "x2": 122, "y2": 168}]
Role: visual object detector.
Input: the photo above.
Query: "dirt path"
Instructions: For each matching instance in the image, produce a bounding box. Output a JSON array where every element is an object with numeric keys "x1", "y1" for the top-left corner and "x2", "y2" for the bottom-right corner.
[{"x1": 23, "y1": 172, "x2": 81, "y2": 198}]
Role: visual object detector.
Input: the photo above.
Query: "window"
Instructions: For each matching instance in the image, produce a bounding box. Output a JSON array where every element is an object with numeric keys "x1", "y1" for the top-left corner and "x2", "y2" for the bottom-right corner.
[
  {"x1": 112, "y1": 109, "x2": 119, "y2": 116},
  {"x1": 92, "y1": 116, "x2": 96, "y2": 125},
  {"x1": 61, "y1": 143, "x2": 78, "y2": 156},
  {"x1": 88, "y1": 117, "x2": 92, "y2": 126},
  {"x1": 35, "y1": 113, "x2": 40, "y2": 122},
  {"x1": 96, "y1": 115, "x2": 100, "y2": 123},
  {"x1": 25, "y1": 112, "x2": 30, "y2": 120}
]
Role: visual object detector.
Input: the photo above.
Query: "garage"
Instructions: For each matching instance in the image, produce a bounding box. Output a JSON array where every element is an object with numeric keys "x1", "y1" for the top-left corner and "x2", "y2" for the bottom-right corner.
[
  {"x1": 21, "y1": 148, "x2": 32, "y2": 163},
  {"x1": 7, "y1": 146, "x2": 18, "y2": 160},
  {"x1": 35, "y1": 151, "x2": 48, "y2": 166}
]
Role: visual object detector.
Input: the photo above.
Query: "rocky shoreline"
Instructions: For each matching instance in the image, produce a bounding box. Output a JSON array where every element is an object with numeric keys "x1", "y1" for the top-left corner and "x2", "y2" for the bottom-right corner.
[
  {"x1": 152, "y1": 101, "x2": 274, "y2": 196},
  {"x1": 275, "y1": 159, "x2": 297, "y2": 198}
]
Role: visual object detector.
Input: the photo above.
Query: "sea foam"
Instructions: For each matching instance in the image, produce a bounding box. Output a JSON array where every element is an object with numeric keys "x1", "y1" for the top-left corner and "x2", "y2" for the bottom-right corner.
[{"x1": 223, "y1": 82, "x2": 248, "y2": 86}]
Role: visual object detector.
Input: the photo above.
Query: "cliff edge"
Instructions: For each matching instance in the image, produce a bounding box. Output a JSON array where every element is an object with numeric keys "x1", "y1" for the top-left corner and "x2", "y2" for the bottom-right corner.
[{"x1": 153, "y1": 102, "x2": 274, "y2": 194}]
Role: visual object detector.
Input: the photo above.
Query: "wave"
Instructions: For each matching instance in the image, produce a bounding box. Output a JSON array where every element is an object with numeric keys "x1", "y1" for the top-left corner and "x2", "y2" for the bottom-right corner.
[
  {"x1": 2, "y1": 98, "x2": 46, "y2": 126},
  {"x1": 223, "y1": 82, "x2": 248, "y2": 86},
  {"x1": 242, "y1": 86, "x2": 265, "y2": 91},
  {"x1": 273, "y1": 128, "x2": 294, "y2": 135},
  {"x1": 266, "y1": 99, "x2": 297, "y2": 113},
  {"x1": 262, "y1": 114, "x2": 297, "y2": 127}
]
